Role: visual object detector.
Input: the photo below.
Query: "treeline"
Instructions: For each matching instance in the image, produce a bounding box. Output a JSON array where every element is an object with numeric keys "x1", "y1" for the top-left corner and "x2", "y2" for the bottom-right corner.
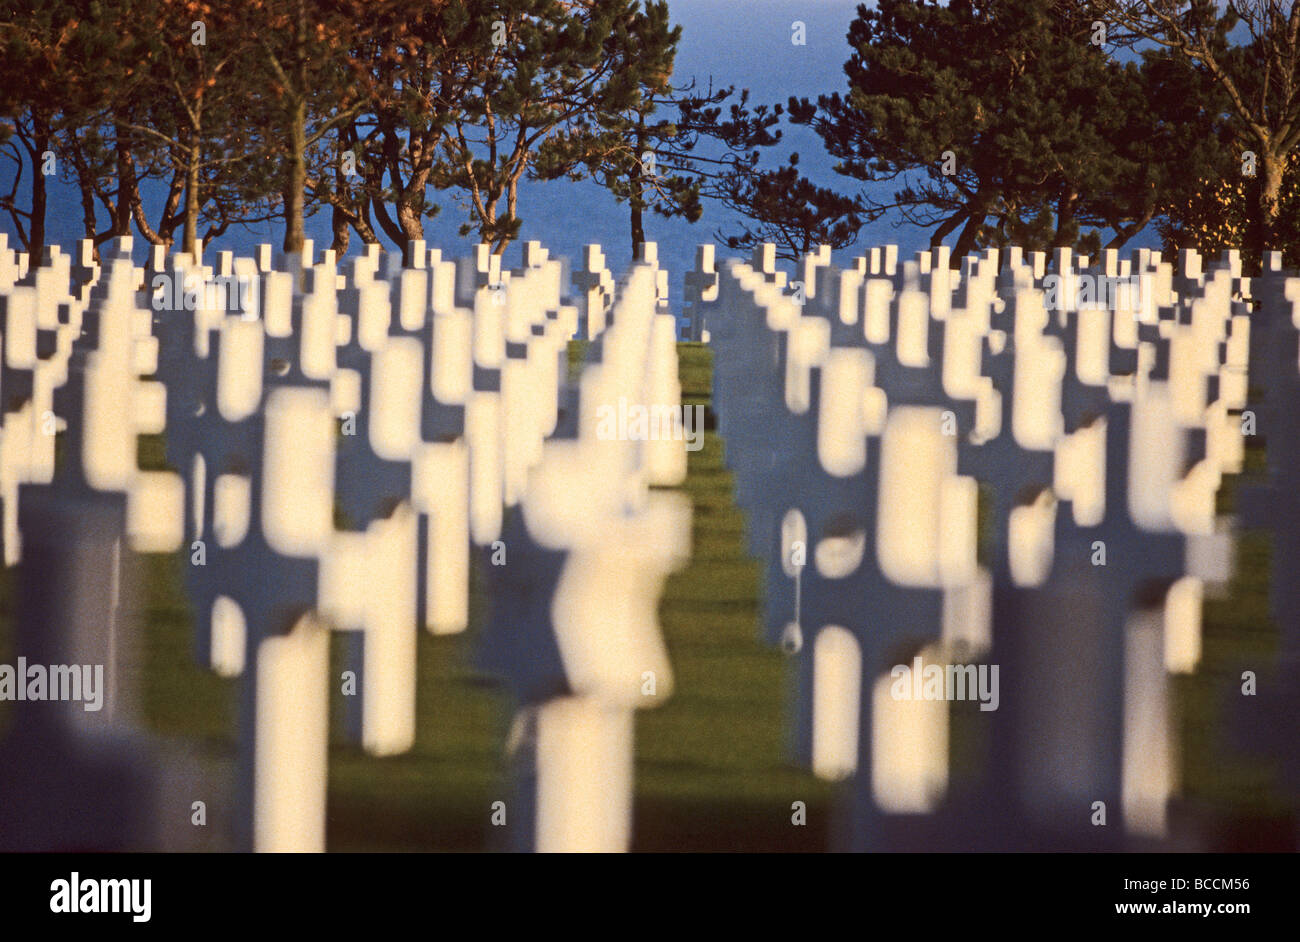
[
  {"x1": 0, "y1": 0, "x2": 783, "y2": 262},
  {"x1": 778, "y1": 0, "x2": 1300, "y2": 270},
  {"x1": 0, "y1": 0, "x2": 1297, "y2": 270}
]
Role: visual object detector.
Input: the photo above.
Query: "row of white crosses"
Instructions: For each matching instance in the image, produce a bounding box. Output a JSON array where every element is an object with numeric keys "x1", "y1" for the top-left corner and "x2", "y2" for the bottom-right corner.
[
  {"x1": 477, "y1": 257, "x2": 690, "y2": 851},
  {"x1": 0, "y1": 235, "x2": 208, "y2": 850},
  {"x1": 0, "y1": 230, "x2": 689, "y2": 852},
  {"x1": 0, "y1": 235, "x2": 179, "y2": 563},
  {"x1": 702, "y1": 238, "x2": 1246, "y2": 850}
]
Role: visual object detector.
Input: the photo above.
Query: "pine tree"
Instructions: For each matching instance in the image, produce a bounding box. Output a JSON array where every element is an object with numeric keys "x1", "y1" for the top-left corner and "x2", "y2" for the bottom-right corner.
[
  {"x1": 428, "y1": 0, "x2": 680, "y2": 255},
  {"x1": 1099, "y1": 0, "x2": 1300, "y2": 268},
  {"x1": 790, "y1": 0, "x2": 1211, "y2": 262},
  {"x1": 715, "y1": 152, "x2": 863, "y2": 262}
]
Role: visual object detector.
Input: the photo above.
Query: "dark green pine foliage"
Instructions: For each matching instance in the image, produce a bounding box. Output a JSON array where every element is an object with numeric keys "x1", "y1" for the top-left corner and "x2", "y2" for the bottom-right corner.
[
  {"x1": 790, "y1": 0, "x2": 1225, "y2": 263},
  {"x1": 714, "y1": 150, "x2": 864, "y2": 263}
]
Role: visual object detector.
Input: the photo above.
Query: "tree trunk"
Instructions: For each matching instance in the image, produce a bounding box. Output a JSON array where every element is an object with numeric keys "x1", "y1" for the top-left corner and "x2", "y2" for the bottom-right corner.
[
  {"x1": 69, "y1": 133, "x2": 100, "y2": 248},
  {"x1": 952, "y1": 209, "x2": 984, "y2": 264},
  {"x1": 157, "y1": 167, "x2": 185, "y2": 247},
  {"x1": 283, "y1": 97, "x2": 307, "y2": 255},
  {"x1": 495, "y1": 173, "x2": 521, "y2": 257},
  {"x1": 112, "y1": 128, "x2": 134, "y2": 238},
  {"x1": 344, "y1": 199, "x2": 379, "y2": 246},
  {"x1": 396, "y1": 162, "x2": 430, "y2": 246},
  {"x1": 283, "y1": 0, "x2": 308, "y2": 257},
  {"x1": 331, "y1": 203, "x2": 350, "y2": 255},
  {"x1": 132, "y1": 189, "x2": 166, "y2": 247},
  {"x1": 396, "y1": 202, "x2": 423, "y2": 262},
  {"x1": 1053, "y1": 190, "x2": 1078, "y2": 249},
  {"x1": 1253, "y1": 149, "x2": 1284, "y2": 266},
  {"x1": 370, "y1": 195, "x2": 407, "y2": 250},
  {"x1": 183, "y1": 143, "x2": 201, "y2": 258},
  {"x1": 630, "y1": 197, "x2": 645, "y2": 255},
  {"x1": 29, "y1": 115, "x2": 49, "y2": 262},
  {"x1": 1105, "y1": 208, "x2": 1152, "y2": 250},
  {"x1": 930, "y1": 208, "x2": 966, "y2": 248},
  {"x1": 631, "y1": 120, "x2": 647, "y2": 254}
]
